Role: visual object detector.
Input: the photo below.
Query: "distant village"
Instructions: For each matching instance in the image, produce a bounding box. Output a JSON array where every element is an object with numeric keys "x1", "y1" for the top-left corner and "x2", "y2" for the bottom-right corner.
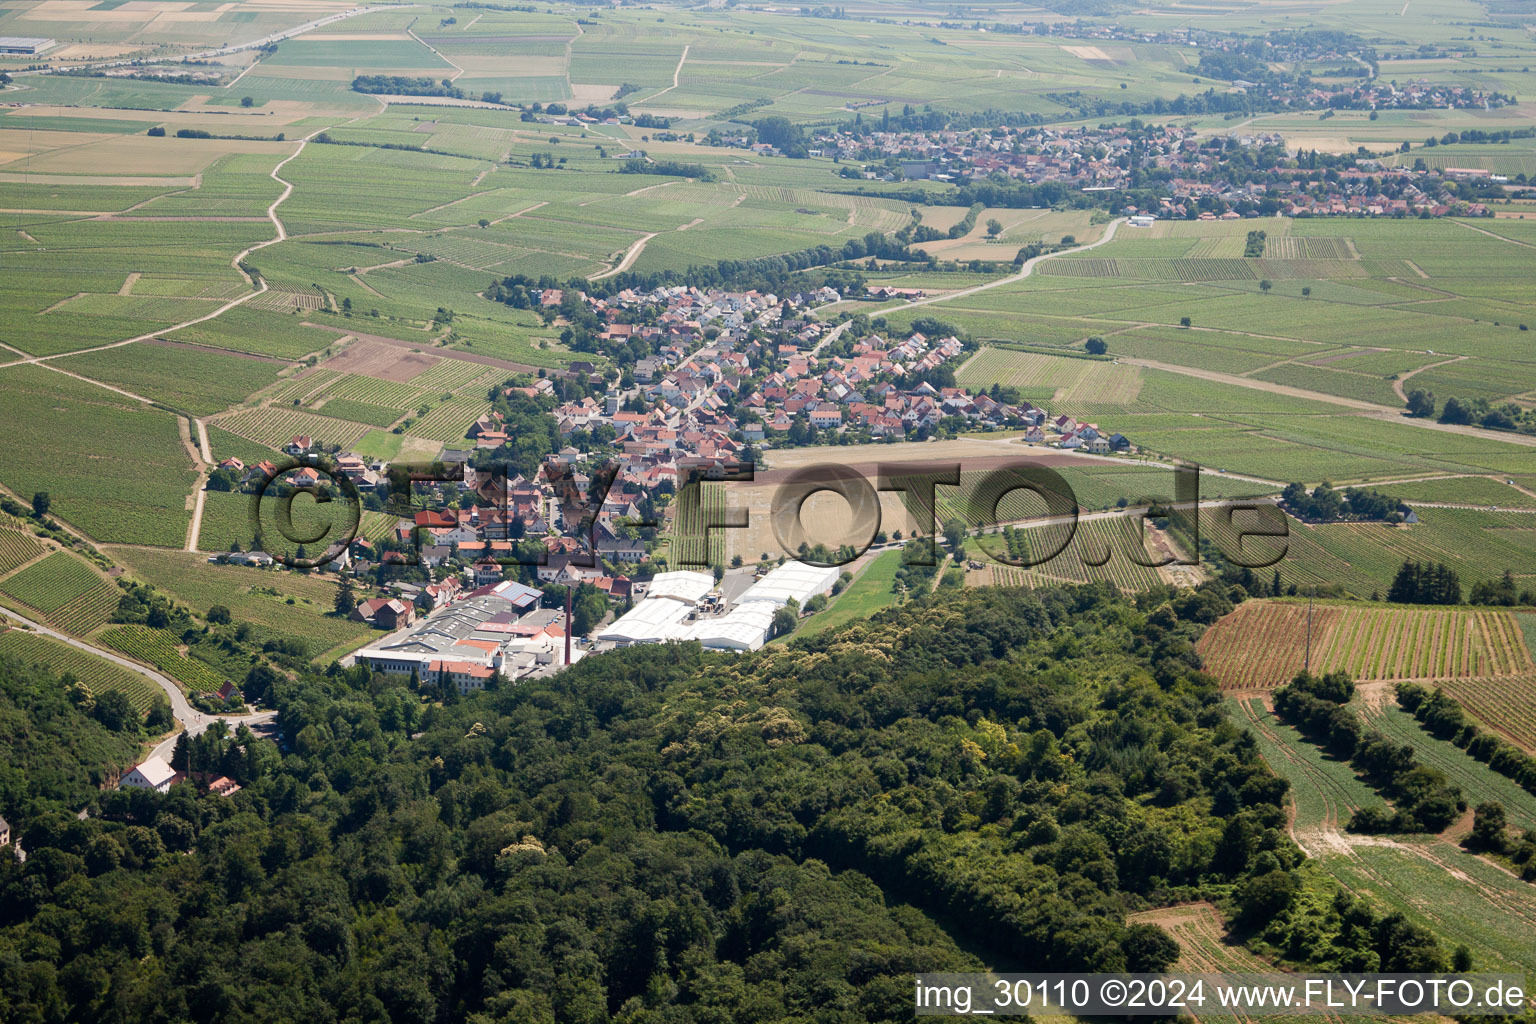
[{"x1": 755, "y1": 118, "x2": 1512, "y2": 219}]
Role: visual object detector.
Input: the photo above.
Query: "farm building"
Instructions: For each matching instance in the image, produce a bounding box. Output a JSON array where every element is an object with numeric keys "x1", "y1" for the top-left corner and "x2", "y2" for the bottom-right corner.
[
  {"x1": 0, "y1": 37, "x2": 55, "y2": 55},
  {"x1": 120, "y1": 756, "x2": 176, "y2": 794}
]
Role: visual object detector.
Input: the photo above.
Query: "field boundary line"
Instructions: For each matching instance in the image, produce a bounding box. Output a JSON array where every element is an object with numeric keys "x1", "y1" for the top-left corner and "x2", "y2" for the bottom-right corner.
[
  {"x1": 408, "y1": 23, "x2": 463, "y2": 80},
  {"x1": 1450, "y1": 219, "x2": 1536, "y2": 250},
  {"x1": 639, "y1": 43, "x2": 690, "y2": 103}
]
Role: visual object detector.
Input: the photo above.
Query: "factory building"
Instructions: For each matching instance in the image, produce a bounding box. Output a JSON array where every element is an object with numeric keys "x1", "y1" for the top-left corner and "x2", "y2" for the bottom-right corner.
[
  {"x1": 0, "y1": 37, "x2": 56, "y2": 55},
  {"x1": 355, "y1": 579, "x2": 546, "y2": 686},
  {"x1": 591, "y1": 562, "x2": 840, "y2": 653},
  {"x1": 593, "y1": 570, "x2": 714, "y2": 646}
]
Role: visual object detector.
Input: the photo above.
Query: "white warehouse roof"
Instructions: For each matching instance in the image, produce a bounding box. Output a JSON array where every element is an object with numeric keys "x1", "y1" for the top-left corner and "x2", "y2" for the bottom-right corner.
[
  {"x1": 594, "y1": 597, "x2": 694, "y2": 645},
  {"x1": 737, "y1": 560, "x2": 840, "y2": 608},
  {"x1": 686, "y1": 602, "x2": 777, "y2": 653},
  {"x1": 642, "y1": 570, "x2": 716, "y2": 605}
]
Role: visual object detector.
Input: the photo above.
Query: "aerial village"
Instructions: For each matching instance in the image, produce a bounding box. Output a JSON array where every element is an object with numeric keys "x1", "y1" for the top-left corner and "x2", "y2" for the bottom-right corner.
[{"x1": 207, "y1": 281, "x2": 1135, "y2": 693}]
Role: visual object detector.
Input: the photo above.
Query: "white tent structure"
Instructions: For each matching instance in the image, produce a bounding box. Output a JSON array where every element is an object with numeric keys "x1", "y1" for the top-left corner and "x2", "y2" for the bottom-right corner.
[
  {"x1": 686, "y1": 603, "x2": 778, "y2": 653},
  {"x1": 737, "y1": 561, "x2": 840, "y2": 608},
  {"x1": 643, "y1": 570, "x2": 716, "y2": 604},
  {"x1": 594, "y1": 595, "x2": 695, "y2": 645},
  {"x1": 679, "y1": 561, "x2": 841, "y2": 653}
]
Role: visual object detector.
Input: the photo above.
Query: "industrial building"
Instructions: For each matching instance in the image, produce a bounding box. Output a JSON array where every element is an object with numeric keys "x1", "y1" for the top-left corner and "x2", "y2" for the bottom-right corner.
[
  {"x1": 686, "y1": 602, "x2": 778, "y2": 653},
  {"x1": 593, "y1": 570, "x2": 714, "y2": 646},
  {"x1": 354, "y1": 579, "x2": 555, "y2": 688},
  {"x1": 735, "y1": 560, "x2": 840, "y2": 609},
  {"x1": 0, "y1": 37, "x2": 56, "y2": 55},
  {"x1": 592, "y1": 562, "x2": 840, "y2": 653}
]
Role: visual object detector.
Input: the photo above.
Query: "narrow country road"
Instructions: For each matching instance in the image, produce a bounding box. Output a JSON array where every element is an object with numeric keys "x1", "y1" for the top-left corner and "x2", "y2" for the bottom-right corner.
[
  {"x1": 593, "y1": 231, "x2": 658, "y2": 280},
  {"x1": 878, "y1": 216, "x2": 1127, "y2": 318},
  {"x1": 809, "y1": 218, "x2": 1125, "y2": 361}
]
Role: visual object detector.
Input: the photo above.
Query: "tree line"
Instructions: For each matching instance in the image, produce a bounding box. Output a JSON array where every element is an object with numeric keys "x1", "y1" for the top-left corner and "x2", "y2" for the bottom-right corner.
[{"x1": 1273, "y1": 669, "x2": 1463, "y2": 832}]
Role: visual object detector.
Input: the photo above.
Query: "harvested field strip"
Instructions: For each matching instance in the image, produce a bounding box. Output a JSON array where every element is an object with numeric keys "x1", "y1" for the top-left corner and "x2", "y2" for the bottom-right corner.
[
  {"x1": 1196, "y1": 600, "x2": 1534, "y2": 689},
  {"x1": 0, "y1": 628, "x2": 160, "y2": 713},
  {"x1": 1126, "y1": 901, "x2": 1272, "y2": 973}
]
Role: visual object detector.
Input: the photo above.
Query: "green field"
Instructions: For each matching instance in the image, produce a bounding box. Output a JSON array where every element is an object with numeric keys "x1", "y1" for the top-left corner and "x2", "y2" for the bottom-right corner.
[
  {"x1": 106, "y1": 546, "x2": 372, "y2": 659},
  {"x1": 0, "y1": 551, "x2": 120, "y2": 635},
  {"x1": 1358, "y1": 699, "x2": 1536, "y2": 832},
  {"x1": 100, "y1": 625, "x2": 231, "y2": 693},
  {"x1": 794, "y1": 550, "x2": 903, "y2": 639}
]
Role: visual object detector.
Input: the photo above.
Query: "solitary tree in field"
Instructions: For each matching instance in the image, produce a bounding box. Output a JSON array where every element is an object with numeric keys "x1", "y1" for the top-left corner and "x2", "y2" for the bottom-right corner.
[
  {"x1": 1179, "y1": 316, "x2": 1192, "y2": 328},
  {"x1": 1405, "y1": 389, "x2": 1436, "y2": 418},
  {"x1": 1085, "y1": 336, "x2": 1107, "y2": 356},
  {"x1": 1301, "y1": 286, "x2": 1312, "y2": 298},
  {"x1": 334, "y1": 580, "x2": 356, "y2": 617},
  {"x1": 986, "y1": 218, "x2": 1003, "y2": 238},
  {"x1": 31, "y1": 491, "x2": 49, "y2": 517},
  {"x1": 1259, "y1": 279, "x2": 1272, "y2": 293},
  {"x1": 240, "y1": 95, "x2": 254, "y2": 107}
]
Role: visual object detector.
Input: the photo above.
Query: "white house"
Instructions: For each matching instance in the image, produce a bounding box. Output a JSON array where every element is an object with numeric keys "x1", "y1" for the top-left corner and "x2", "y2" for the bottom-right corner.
[{"x1": 120, "y1": 756, "x2": 176, "y2": 793}]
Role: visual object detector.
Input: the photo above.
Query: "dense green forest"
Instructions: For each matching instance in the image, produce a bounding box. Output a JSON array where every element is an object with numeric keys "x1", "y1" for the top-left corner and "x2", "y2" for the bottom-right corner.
[
  {"x1": 0, "y1": 585, "x2": 1453, "y2": 1023},
  {"x1": 0, "y1": 648, "x2": 149, "y2": 818}
]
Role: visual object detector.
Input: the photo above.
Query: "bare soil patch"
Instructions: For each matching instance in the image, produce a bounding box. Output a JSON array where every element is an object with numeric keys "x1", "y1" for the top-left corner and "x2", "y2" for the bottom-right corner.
[{"x1": 318, "y1": 338, "x2": 442, "y2": 382}]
